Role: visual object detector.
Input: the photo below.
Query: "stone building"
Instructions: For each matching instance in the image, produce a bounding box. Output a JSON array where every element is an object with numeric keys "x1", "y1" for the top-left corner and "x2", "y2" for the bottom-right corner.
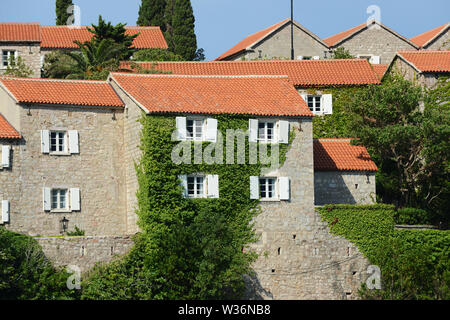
[
  {"x1": 0, "y1": 23, "x2": 168, "y2": 78},
  {"x1": 323, "y1": 20, "x2": 419, "y2": 65},
  {"x1": 384, "y1": 51, "x2": 450, "y2": 88},
  {"x1": 0, "y1": 72, "x2": 377, "y2": 298},
  {"x1": 215, "y1": 18, "x2": 329, "y2": 61},
  {"x1": 410, "y1": 23, "x2": 449, "y2": 51}
]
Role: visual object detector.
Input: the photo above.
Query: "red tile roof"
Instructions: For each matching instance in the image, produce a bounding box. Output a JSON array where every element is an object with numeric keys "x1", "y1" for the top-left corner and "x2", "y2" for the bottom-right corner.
[
  {"x1": 121, "y1": 59, "x2": 381, "y2": 87},
  {"x1": 41, "y1": 25, "x2": 168, "y2": 49},
  {"x1": 0, "y1": 77, "x2": 124, "y2": 107},
  {"x1": 110, "y1": 73, "x2": 313, "y2": 117},
  {"x1": 0, "y1": 23, "x2": 41, "y2": 42},
  {"x1": 410, "y1": 23, "x2": 449, "y2": 48},
  {"x1": 215, "y1": 18, "x2": 290, "y2": 61},
  {"x1": 314, "y1": 139, "x2": 378, "y2": 172},
  {"x1": 397, "y1": 51, "x2": 450, "y2": 73},
  {"x1": 371, "y1": 64, "x2": 388, "y2": 80},
  {"x1": 0, "y1": 113, "x2": 21, "y2": 139}
]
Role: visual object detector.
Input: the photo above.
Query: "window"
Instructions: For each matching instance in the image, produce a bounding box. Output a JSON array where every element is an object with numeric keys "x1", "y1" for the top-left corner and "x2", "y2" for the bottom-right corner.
[
  {"x1": 259, "y1": 178, "x2": 277, "y2": 199},
  {"x1": 307, "y1": 96, "x2": 322, "y2": 113},
  {"x1": 51, "y1": 189, "x2": 68, "y2": 210},
  {"x1": 187, "y1": 176, "x2": 205, "y2": 198},
  {"x1": 2, "y1": 50, "x2": 16, "y2": 68},
  {"x1": 257, "y1": 121, "x2": 275, "y2": 143},
  {"x1": 186, "y1": 119, "x2": 204, "y2": 141},
  {"x1": 302, "y1": 56, "x2": 312, "y2": 60},
  {"x1": 50, "y1": 131, "x2": 67, "y2": 153}
]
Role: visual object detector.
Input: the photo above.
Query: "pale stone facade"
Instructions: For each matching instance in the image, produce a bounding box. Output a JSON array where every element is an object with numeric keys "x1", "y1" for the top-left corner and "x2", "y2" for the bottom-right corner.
[
  {"x1": 422, "y1": 29, "x2": 449, "y2": 50},
  {"x1": 0, "y1": 43, "x2": 41, "y2": 78}
]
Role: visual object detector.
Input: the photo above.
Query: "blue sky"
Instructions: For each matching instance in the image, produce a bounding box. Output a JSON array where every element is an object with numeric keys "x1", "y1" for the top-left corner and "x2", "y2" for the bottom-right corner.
[{"x1": 0, "y1": 0, "x2": 448, "y2": 60}]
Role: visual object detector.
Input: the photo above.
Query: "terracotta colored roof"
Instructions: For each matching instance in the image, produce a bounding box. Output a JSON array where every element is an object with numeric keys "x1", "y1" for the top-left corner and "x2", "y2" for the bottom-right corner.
[
  {"x1": 0, "y1": 77, "x2": 124, "y2": 107},
  {"x1": 40, "y1": 25, "x2": 168, "y2": 49},
  {"x1": 410, "y1": 23, "x2": 449, "y2": 48},
  {"x1": 215, "y1": 19, "x2": 290, "y2": 60},
  {"x1": 314, "y1": 139, "x2": 378, "y2": 172},
  {"x1": 371, "y1": 64, "x2": 388, "y2": 79},
  {"x1": 324, "y1": 20, "x2": 417, "y2": 48},
  {"x1": 0, "y1": 23, "x2": 41, "y2": 42},
  {"x1": 110, "y1": 73, "x2": 313, "y2": 117},
  {"x1": 121, "y1": 59, "x2": 381, "y2": 87},
  {"x1": 0, "y1": 113, "x2": 21, "y2": 139},
  {"x1": 397, "y1": 51, "x2": 450, "y2": 73}
]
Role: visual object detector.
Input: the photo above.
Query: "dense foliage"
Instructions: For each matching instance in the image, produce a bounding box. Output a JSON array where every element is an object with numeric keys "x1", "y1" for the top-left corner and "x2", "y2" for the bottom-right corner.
[
  {"x1": 56, "y1": 0, "x2": 73, "y2": 25},
  {"x1": 81, "y1": 114, "x2": 293, "y2": 299},
  {"x1": 0, "y1": 227, "x2": 77, "y2": 300},
  {"x1": 319, "y1": 205, "x2": 450, "y2": 299},
  {"x1": 132, "y1": 48, "x2": 183, "y2": 61},
  {"x1": 4, "y1": 56, "x2": 33, "y2": 78},
  {"x1": 332, "y1": 47, "x2": 355, "y2": 59}
]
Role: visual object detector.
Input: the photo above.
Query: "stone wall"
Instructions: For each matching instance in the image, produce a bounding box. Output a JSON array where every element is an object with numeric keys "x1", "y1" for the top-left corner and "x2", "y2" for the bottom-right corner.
[
  {"x1": 0, "y1": 98, "x2": 128, "y2": 236},
  {"x1": 36, "y1": 235, "x2": 134, "y2": 272},
  {"x1": 314, "y1": 171, "x2": 376, "y2": 206},
  {"x1": 391, "y1": 57, "x2": 444, "y2": 89},
  {"x1": 334, "y1": 25, "x2": 417, "y2": 65},
  {"x1": 230, "y1": 22, "x2": 328, "y2": 61},
  {"x1": 424, "y1": 29, "x2": 449, "y2": 50},
  {"x1": 0, "y1": 43, "x2": 41, "y2": 78}
]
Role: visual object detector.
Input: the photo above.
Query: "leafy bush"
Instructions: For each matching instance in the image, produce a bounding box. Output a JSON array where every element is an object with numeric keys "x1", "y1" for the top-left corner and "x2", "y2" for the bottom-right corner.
[
  {"x1": 318, "y1": 205, "x2": 449, "y2": 300},
  {"x1": 395, "y1": 207, "x2": 432, "y2": 225},
  {"x1": 132, "y1": 48, "x2": 184, "y2": 61},
  {"x1": 67, "y1": 226, "x2": 85, "y2": 236}
]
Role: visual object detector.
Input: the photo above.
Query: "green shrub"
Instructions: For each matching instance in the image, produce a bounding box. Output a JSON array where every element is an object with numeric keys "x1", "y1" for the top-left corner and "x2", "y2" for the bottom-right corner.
[{"x1": 395, "y1": 207, "x2": 432, "y2": 225}]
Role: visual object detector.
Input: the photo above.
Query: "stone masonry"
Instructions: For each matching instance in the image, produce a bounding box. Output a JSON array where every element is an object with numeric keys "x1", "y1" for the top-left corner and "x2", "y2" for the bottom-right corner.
[{"x1": 0, "y1": 43, "x2": 41, "y2": 78}]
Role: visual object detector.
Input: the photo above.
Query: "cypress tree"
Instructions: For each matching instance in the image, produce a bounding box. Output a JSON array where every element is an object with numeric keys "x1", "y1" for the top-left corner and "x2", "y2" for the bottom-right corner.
[
  {"x1": 167, "y1": 0, "x2": 197, "y2": 60},
  {"x1": 56, "y1": 0, "x2": 74, "y2": 25},
  {"x1": 137, "y1": 0, "x2": 167, "y2": 32}
]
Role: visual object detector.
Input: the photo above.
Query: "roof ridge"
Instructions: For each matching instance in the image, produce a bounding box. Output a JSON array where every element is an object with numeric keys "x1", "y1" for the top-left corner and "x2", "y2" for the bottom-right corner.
[
  {"x1": 111, "y1": 72, "x2": 289, "y2": 79},
  {"x1": 0, "y1": 76, "x2": 108, "y2": 85}
]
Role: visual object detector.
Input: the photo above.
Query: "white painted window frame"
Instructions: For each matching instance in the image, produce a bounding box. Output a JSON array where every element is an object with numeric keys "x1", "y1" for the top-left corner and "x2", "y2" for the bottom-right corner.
[{"x1": 1, "y1": 50, "x2": 17, "y2": 68}]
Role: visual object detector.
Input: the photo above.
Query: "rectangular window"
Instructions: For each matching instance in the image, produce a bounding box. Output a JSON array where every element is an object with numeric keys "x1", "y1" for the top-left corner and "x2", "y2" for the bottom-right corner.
[
  {"x1": 186, "y1": 119, "x2": 204, "y2": 141},
  {"x1": 187, "y1": 176, "x2": 205, "y2": 198},
  {"x1": 2, "y1": 50, "x2": 16, "y2": 68},
  {"x1": 51, "y1": 189, "x2": 68, "y2": 210},
  {"x1": 257, "y1": 121, "x2": 275, "y2": 143},
  {"x1": 307, "y1": 96, "x2": 322, "y2": 113},
  {"x1": 50, "y1": 131, "x2": 67, "y2": 153},
  {"x1": 259, "y1": 178, "x2": 276, "y2": 199}
]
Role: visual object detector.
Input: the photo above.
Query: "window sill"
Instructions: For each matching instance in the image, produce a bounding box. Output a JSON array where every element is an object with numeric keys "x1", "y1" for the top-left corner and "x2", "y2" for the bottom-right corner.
[
  {"x1": 50, "y1": 209, "x2": 71, "y2": 213},
  {"x1": 260, "y1": 198, "x2": 280, "y2": 202},
  {"x1": 49, "y1": 152, "x2": 71, "y2": 156}
]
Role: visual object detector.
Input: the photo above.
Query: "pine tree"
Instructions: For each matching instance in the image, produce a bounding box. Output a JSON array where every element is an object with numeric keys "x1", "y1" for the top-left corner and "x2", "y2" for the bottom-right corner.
[
  {"x1": 137, "y1": 0, "x2": 167, "y2": 32},
  {"x1": 168, "y1": 0, "x2": 197, "y2": 60},
  {"x1": 56, "y1": 0, "x2": 74, "y2": 25}
]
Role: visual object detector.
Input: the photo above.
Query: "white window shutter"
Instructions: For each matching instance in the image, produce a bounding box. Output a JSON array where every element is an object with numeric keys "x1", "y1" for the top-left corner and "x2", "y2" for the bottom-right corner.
[
  {"x1": 250, "y1": 176, "x2": 259, "y2": 199},
  {"x1": 278, "y1": 120, "x2": 289, "y2": 144},
  {"x1": 178, "y1": 175, "x2": 188, "y2": 197},
  {"x1": 279, "y1": 177, "x2": 290, "y2": 200},
  {"x1": 313, "y1": 56, "x2": 320, "y2": 60},
  {"x1": 176, "y1": 117, "x2": 187, "y2": 141},
  {"x1": 1, "y1": 200, "x2": 9, "y2": 223},
  {"x1": 1, "y1": 145, "x2": 11, "y2": 168},
  {"x1": 249, "y1": 119, "x2": 258, "y2": 143},
  {"x1": 70, "y1": 188, "x2": 80, "y2": 211},
  {"x1": 41, "y1": 130, "x2": 50, "y2": 153},
  {"x1": 207, "y1": 175, "x2": 219, "y2": 198},
  {"x1": 297, "y1": 56, "x2": 303, "y2": 60},
  {"x1": 205, "y1": 118, "x2": 218, "y2": 143},
  {"x1": 43, "y1": 187, "x2": 51, "y2": 211},
  {"x1": 322, "y1": 94, "x2": 333, "y2": 115},
  {"x1": 369, "y1": 56, "x2": 380, "y2": 64},
  {"x1": 68, "y1": 130, "x2": 79, "y2": 154}
]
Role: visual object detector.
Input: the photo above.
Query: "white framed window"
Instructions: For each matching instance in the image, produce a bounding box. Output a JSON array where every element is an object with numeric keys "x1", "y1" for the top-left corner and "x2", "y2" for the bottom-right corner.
[
  {"x1": 41, "y1": 130, "x2": 79, "y2": 154},
  {"x1": 249, "y1": 119, "x2": 289, "y2": 144},
  {"x1": 179, "y1": 174, "x2": 219, "y2": 199},
  {"x1": 307, "y1": 96, "x2": 322, "y2": 113},
  {"x1": 300, "y1": 94, "x2": 333, "y2": 115},
  {"x1": 51, "y1": 189, "x2": 68, "y2": 211},
  {"x1": 357, "y1": 54, "x2": 380, "y2": 64},
  {"x1": 250, "y1": 176, "x2": 290, "y2": 201},
  {"x1": 2, "y1": 50, "x2": 17, "y2": 68},
  {"x1": 176, "y1": 117, "x2": 217, "y2": 142},
  {"x1": 1, "y1": 200, "x2": 9, "y2": 224}
]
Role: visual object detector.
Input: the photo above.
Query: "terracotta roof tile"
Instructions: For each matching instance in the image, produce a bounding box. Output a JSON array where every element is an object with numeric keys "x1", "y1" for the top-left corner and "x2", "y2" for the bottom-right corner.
[
  {"x1": 371, "y1": 64, "x2": 388, "y2": 79},
  {"x1": 121, "y1": 59, "x2": 381, "y2": 87},
  {"x1": 215, "y1": 18, "x2": 290, "y2": 60},
  {"x1": 314, "y1": 139, "x2": 377, "y2": 172},
  {"x1": 0, "y1": 77, "x2": 124, "y2": 107},
  {"x1": 323, "y1": 23, "x2": 367, "y2": 47},
  {"x1": 397, "y1": 51, "x2": 450, "y2": 73},
  {"x1": 40, "y1": 25, "x2": 168, "y2": 49},
  {"x1": 410, "y1": 23, "x2": 449, "y2": 48},
  {"x1": 0, "y1": 113, "x2": 21, "y2": 139},
  {"x1": 0, "y1": 23, "x2": 41, "y2": 42},
  {"x1": 110, "y1": 73, "x2": 313, "y2": 117}
]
